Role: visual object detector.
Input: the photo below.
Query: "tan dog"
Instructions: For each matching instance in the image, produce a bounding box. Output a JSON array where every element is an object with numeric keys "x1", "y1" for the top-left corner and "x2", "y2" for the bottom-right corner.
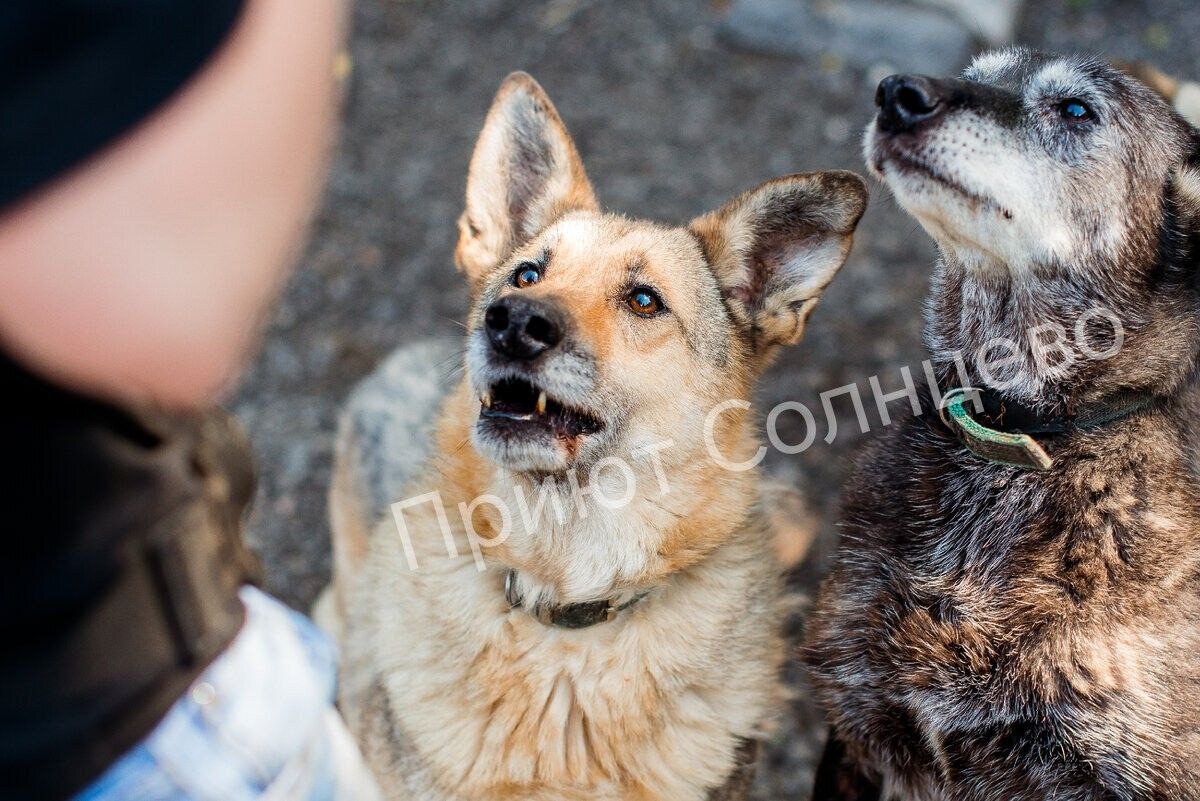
[{"x1": 324, "y1": 73, "x2": 867, "y2": 801}]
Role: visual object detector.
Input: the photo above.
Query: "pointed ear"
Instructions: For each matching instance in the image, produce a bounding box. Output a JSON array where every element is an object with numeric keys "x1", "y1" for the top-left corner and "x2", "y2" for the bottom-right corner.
[
  {"x1": 455, "y1": 73, "x2": 598, "y2": 289},
  {"x1": 689, "y1": 171, "x2": 868, "y2": 350}
]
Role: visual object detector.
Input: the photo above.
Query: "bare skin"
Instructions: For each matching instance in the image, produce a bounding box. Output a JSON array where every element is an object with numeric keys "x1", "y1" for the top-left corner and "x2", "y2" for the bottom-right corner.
[{"x1": 0, "y1": 0, "x2": 346, "y2": 408}]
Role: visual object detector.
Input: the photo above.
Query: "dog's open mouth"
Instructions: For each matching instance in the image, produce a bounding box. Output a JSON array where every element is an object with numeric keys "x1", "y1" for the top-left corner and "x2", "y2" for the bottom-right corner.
[{"x1": 480, "y1": 378, "x2": 604, "y2": 439}]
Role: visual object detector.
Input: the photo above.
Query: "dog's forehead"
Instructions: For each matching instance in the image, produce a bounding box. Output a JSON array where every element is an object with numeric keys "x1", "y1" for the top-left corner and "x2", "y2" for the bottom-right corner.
[
  {"x1": 963, "y1": 47, "x2": 1038, "y2": 87},
  {"x1": 543, "y1": 213, "x2": 705, "y2": 276},
  {"x1": 964, "y1": 48, "x2": 1112, "y2": 98}
]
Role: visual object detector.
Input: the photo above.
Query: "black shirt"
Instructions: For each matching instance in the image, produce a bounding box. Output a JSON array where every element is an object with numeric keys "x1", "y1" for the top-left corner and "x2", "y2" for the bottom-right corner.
[{"x1": 0, "y1": 0, "x2": 245, "y2": 210}]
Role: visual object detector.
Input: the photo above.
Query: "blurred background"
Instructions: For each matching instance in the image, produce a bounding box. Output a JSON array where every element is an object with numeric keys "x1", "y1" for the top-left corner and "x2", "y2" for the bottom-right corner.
[{"x1": 231, "y1": 1, "x2": 1200, "y2": 796}]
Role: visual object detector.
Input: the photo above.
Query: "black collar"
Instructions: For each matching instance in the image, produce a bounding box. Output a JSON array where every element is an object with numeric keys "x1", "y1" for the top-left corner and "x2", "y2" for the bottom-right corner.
[
  {"x1": 963, "y1": 386, "x2": 1160, "y2": 435},
  {"x1": 937, "y1": 385, "x2": 1161, "y2": 471},
  {"x1": 504, "y1": 570, "x2": 648, "y2": 630}
]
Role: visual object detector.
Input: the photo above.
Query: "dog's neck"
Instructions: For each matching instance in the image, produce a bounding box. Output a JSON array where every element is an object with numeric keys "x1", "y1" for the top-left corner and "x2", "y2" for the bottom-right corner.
[
  {"x1": 924, "y1": 245, "x2": 1200, "y2": 409},
  {"x1": 487, "y1": 452, "x2": 757, "y2": 609}
]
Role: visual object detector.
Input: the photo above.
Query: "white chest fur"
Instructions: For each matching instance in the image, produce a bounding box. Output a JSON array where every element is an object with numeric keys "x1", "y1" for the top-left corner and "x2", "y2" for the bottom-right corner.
[{"x1": 340, "y1": 516, "x2": 780, "y2": 801}]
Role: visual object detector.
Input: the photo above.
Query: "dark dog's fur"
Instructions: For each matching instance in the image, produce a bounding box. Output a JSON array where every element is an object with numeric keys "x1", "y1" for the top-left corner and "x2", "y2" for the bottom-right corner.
[{"x1": 804, "y1": 49, "x2": 1200, "y2": 800}]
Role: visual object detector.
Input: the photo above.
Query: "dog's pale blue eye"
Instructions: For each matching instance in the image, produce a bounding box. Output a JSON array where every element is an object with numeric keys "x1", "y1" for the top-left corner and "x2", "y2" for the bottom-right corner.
[
  {"x1": 513, "y1": 264, "x2": 541, "y2": 288},
  {"x1": 1059, "y1": 99, "x2": 1092, "y2": 121}
]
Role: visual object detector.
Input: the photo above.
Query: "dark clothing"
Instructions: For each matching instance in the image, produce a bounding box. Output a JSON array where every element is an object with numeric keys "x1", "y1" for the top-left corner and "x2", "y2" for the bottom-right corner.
[
  {"x1": 0, "y1": 0, "x2": 244, "y2": 210},
  {"x1": 0, "y1": 2, "x2": 253, "y2": 795},
  {"x1": 0, "y1": 355, "x2": 258, "y2": 800}
]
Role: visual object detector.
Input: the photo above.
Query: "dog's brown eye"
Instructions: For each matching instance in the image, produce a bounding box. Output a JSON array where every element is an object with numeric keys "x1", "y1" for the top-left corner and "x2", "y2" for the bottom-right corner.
[
  {"x1": 625, "y1": 287, "x2": 665, "y2": 317},
  {"x1": 513, "y1": 262, "x2": 542, "y2": 288}
]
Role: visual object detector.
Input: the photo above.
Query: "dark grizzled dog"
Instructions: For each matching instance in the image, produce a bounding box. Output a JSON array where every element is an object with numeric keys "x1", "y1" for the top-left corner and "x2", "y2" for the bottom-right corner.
[{"x1": 804, "y1": 48, "x2": 1200, "y2": 801}]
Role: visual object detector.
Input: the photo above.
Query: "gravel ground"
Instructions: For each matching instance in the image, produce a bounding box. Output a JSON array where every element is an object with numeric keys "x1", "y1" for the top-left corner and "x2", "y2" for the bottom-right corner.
[{"x1": 231, "y1": 1, "x2": 1200, "y2": 796}]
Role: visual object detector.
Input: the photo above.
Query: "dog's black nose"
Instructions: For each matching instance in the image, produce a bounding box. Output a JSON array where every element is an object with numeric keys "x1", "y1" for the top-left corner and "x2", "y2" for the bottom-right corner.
[
  {"x1": 876, "y1": 74, "x2": 945, "y2": 134},
  {"x1": 484, "y1": 297, "x2": 563, "y2": 361}
]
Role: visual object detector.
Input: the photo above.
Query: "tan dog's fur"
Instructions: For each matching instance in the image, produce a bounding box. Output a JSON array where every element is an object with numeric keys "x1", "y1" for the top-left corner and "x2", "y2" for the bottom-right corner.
[{"x1": 325, "y1": 73, "x2": 867, "y2": 801}]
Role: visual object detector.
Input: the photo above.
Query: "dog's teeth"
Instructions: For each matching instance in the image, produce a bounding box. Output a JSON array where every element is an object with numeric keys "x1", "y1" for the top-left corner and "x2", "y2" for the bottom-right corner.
[
  {"x1": 481, "y1": 392, "x2": 492, "y2": 408},
  {"x1": 536, "y1": 391, "x2": 547, "y2": 415}
]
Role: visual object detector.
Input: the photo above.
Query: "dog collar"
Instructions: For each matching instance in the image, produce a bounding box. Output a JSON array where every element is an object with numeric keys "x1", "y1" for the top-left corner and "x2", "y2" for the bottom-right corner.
[
  {"x1": 938, "y1": 386, "x2": 1159, "y2": 471},
  {"x1": 504, "y1": 570, "x2": 648, "y2": 629}
]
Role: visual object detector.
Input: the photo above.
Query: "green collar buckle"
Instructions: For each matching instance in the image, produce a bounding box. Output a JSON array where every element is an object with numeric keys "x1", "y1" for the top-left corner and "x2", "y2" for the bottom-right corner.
[{"x1": 938, "y1": 387, "x2": 1053, "y2": 471}]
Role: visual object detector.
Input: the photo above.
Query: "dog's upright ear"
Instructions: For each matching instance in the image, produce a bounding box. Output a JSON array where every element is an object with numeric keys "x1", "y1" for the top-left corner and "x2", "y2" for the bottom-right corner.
[
  {"x1": 690, "y1": 171, "x2": 868, "y2": 351},
  {"x1": 455, "y1": 73, "x2": 598, "y2": 290}
]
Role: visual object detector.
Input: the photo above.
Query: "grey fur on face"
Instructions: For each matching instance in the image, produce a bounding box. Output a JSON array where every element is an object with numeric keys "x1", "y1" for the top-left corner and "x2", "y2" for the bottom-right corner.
[
  {"x1": 863, "y1": 47, "x2": 1200, "y2": 404},
  {"x1": 806, "y1": 49, "x2": 1200, "y2": 801}
]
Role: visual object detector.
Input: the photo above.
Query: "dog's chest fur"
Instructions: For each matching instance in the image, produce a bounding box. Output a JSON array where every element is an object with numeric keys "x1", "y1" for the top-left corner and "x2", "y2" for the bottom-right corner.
[
  {"x1": 340, "y1": 479, "x2": 781, "y2": 801},
  {"x1": 806, "y1": 397, "x2": 1200, "y2": 800}
]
